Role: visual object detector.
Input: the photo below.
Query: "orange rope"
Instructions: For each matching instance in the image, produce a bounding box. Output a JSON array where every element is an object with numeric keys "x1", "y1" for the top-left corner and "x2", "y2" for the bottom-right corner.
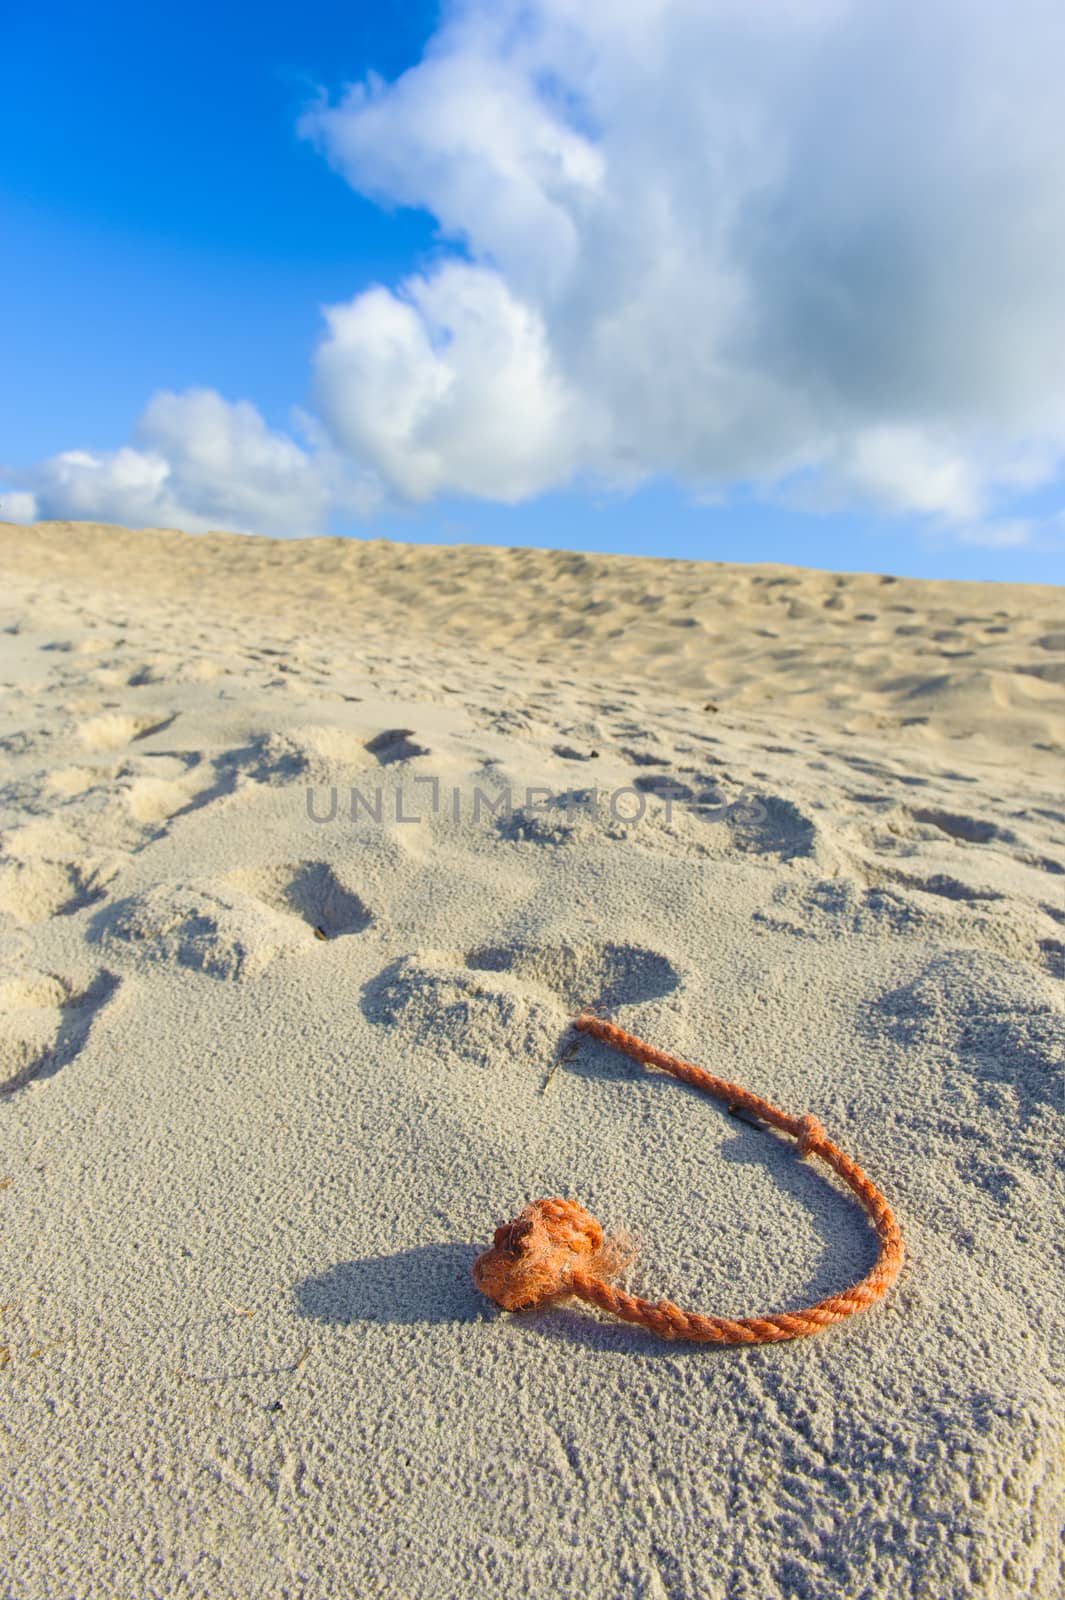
[{"x1": 472, "y1": 1012, "x2": 904, "y2": 1344}]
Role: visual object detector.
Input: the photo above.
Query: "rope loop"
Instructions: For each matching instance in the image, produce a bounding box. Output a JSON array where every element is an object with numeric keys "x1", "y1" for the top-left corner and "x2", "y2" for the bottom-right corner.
[{"x1": 472, "y1": 1013, "x2": 904, "y2": 1345}]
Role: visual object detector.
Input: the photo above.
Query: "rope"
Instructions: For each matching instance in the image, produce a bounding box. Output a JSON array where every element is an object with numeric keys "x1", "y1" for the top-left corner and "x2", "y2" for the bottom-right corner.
[{"x1": 472, "y1": 1012, "x2": 904, "y2": 1344}]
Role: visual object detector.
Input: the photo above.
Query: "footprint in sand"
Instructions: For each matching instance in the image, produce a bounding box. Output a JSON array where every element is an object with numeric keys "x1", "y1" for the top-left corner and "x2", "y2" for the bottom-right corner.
[
  {"x1": 124, "y1": 776, "x2": 203, "y2": 827},
  {"x1": 212, "y1": 733, "x2": 309, "y2": 787},
  {"x1": 0, "y1": 818, "x2": 117, "y2": 923},
  {"x1": 754, "y1": 873, "x2": 1062, "y2": 974},
  {"x1": 78, "y1": 711, "x2": 176, "y2": 751},
  {"x1": 0, "y1": 857, "x2": 116, "y2": 923},
  {"x1": 45, "y1": 765, "x2": 116, "y2": 799},
  {"x1": 364, "y1": 729, "x2": 430, "y2": 765},
  {"x1": 122, "y1": 736, "x2": 315, "y2": 838},
  {"x1": 360, "y1": 940, "x2": 680, "y2": 1076},
  {"x1": 753, "y1": 877, "x2": 929, "y2": 941},
  {"x1": 0, "y1": 969, "x2": 120, "y2": 1094},
  {"x1": 462, "y1": 940, "x2": 679, "y2": 1011},
  {"x1": 905, "y1": 805, "x2": 1014, "y2": 846},
  {"x1": 297, "y1": 725, "x2": 373, "y2": 764},
  {"x1": 720, "y1": 792, "x2": 821, "y2": 860},
  {"x1": 553, "y1": 743, "x2": 599, "y2": 762},
  {"x1": 873, "y1": 868, "x2": 1004, "y2": 904},
  {"x1": 868, "y1": 950, "x2": 1064, "y2": 1166},
  {"x1": 87, "y1": 872, "x2": 361, "y2": 979},
  {"x1": 227, "y1": 860, "x2": 373, "y2": 939},
  {"x1": 1038, "y1": 938, "x2": 1065, "y2": 979},
  {"x1": 114, "y1": 752, "x2": 214, "y2": 829},
  {"x1": 496, "y1": 777, "x2": 824, "y2": 865},
  {"x1": 357, "y1": 957, "x2": 550, "y2": 1079},
  {"x1": 880, "y1": 804, "x2": 1064, "y2": 878}
]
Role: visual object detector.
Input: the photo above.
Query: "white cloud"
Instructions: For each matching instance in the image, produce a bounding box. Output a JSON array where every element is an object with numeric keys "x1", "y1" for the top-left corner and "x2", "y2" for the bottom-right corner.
[
  {"x1": 0, "y1": 490, "x2": 41, "y2": 523},
  {"x1": 6, "y1": 390, "x2": 379, "y2": 538},
  {"x1": 832, "y1": 428, "x2": 985, "y2": 522},
  {"x1": 300, "y1": 0, "x2": 1065, "y2": 523},
  {"x1": 300, "y1": 53, "x2": 605, "y2": 301},
  {"x1": 313, "y1": 262, "x2": 602, "y2": 501},
  {"x1": 955, "y1": 519, "x2": 1035, "y2": 550}
]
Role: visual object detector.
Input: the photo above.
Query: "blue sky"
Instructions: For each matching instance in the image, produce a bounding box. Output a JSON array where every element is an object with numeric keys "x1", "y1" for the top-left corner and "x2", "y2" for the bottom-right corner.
[{"x1": 3, "y1": 0, "x2": 1064, "y2": 581}]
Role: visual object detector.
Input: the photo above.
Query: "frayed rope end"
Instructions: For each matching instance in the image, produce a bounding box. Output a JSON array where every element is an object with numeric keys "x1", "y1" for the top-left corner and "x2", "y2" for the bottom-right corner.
[{"x1": 473, "y1": 1197, "x2": 634, "y2": 1312}]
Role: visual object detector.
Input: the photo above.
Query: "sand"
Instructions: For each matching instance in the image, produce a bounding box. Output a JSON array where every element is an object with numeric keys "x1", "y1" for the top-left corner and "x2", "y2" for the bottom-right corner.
[{"x1": 0, "y1": 519, "x2": 1062, "y2": 1599}]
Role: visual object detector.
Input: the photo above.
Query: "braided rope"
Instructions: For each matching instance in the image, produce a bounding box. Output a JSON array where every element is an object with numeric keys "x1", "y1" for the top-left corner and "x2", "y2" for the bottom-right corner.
[{"x1": 472, "y1": 1012, "x2": 904, "y2": 1344}]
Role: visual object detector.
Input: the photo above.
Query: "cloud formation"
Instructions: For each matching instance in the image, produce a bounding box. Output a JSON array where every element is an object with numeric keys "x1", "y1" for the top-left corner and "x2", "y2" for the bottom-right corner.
[
  {"x1": 313, "y1": 262, "x2": 600, "y2": 502},
  {"x1": 5, "y1": 390, "x2": 377, "y2": 537},
  {"x1": 6, "y1": 0, "x2": 1064, "y2": 541},
  {"x1": 301, "y1": 0, "x2": 1065, "y2": 525}
]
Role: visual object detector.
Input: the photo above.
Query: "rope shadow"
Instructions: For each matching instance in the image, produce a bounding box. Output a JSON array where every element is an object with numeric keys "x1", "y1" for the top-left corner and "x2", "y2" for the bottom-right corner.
[
  {"x1": 292, "y1": 1243, "x2": 748, "y2": 1354},
  {"x1": 294, "y1": 1242, "x2": 489, "y2": 1328}
]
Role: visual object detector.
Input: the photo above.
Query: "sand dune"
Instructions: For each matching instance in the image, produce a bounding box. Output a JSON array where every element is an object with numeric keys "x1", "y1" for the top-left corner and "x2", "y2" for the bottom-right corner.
[
  {"x1": 0, "y1": 520, "x2": 1062, "y2": 1599},
  {"x1": 5, "y1": 519, "x2": 1063, "y2": 762}
]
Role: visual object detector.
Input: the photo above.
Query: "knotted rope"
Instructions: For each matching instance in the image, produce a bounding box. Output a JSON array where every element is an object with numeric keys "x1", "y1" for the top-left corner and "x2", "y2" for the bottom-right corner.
[{"x1": 472, "y1": 1012, "x2": 904, "y2": 1344}]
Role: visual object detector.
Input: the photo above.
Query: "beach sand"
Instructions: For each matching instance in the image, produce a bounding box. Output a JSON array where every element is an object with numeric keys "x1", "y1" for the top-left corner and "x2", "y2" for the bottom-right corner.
[{"x1": 1, "y1": 519, "x2": 1062, "y2": 1598}]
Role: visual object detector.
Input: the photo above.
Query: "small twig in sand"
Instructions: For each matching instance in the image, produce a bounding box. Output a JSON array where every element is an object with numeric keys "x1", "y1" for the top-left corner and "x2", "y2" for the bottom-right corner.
[{"x1": 541, "y1": 1038, "x2": 580, "y2": 1095}]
